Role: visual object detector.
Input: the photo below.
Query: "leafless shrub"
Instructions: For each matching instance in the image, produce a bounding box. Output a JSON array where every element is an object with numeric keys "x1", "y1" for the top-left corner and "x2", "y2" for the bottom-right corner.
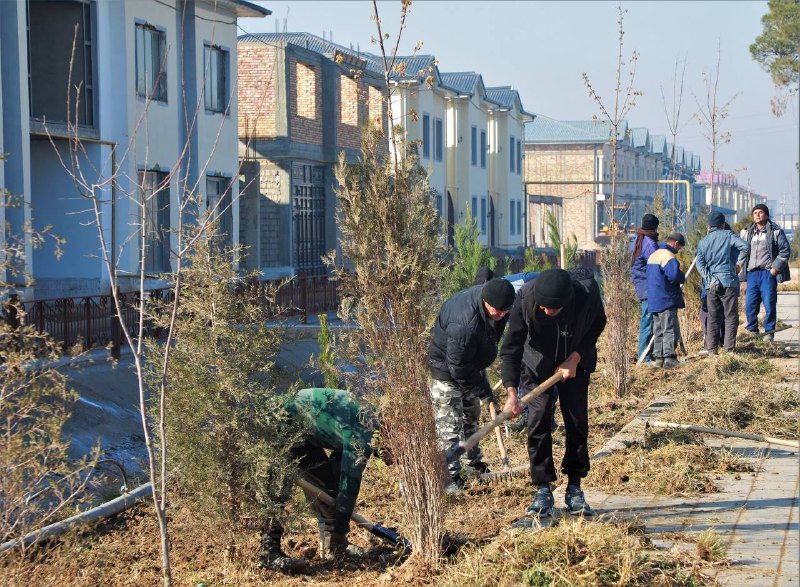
[{"x1": 601, "y1": 234, "x2": 637, "y2": 396}]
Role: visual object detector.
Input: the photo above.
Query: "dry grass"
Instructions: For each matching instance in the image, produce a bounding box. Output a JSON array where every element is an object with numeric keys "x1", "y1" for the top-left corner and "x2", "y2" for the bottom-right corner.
[
  {"x1": 693, "y1": 529, "x2": 729, "y2": 563},
  {"x1": 587, "y1": 429, "x2": 752, "y2": 496},
  {"x1": 662, "y1": 354, "x2": 798, "y2": 439},
  {"x1": 441, "y1": 516, "x2": 713, "y2": 586}
]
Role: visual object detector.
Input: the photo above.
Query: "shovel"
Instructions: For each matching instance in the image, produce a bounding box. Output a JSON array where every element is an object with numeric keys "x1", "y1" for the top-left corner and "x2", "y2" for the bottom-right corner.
[
  {"x1": 446, "y1": 371, "x2": 564, "y2": 465},
  {"x1": 296, "y1": 477, "x2": 410, "y2": 550}
]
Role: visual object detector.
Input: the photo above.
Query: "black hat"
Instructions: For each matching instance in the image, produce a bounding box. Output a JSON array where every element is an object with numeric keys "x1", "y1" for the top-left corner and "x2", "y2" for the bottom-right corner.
[
  {"x1": 641, "y1": 214, "x2": 659, "y2": 231},
  {"x1": 708, "y1": 211, "x2": 726, "y2": 228},
  {"x1": 533, "y1": 268, "x2": 574, "y2": 309},
  {"x1": 667, "y1": 232, "x2": 686, "y2": 247},
  {"x1": 752, "y1": 203, "x2": 770, "y2": 217},
  {"x1": 481, "y1": 278, "x2": 516, "y2": 311}
]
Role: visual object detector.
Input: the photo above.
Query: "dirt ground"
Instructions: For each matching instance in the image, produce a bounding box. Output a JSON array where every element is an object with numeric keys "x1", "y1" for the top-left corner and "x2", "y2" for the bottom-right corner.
[{"x1": 3, "y1": 339, "x2": 795, "y2": 586}]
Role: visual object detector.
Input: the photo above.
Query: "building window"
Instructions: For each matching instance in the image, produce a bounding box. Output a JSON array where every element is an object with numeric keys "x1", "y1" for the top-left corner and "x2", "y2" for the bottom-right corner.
[
  {"x1": 480, "y1": 197, "x2": 487, "y2": 234},
  {"x1": 296, "y1": 62, "x2": 316, "y2": 119},
  {"x1": 471, "y1": 196, "x2": 478, "y2": 222},
  {"x1": 480, "y1": 130, "x2": 487, "y2": 169},
  {"x1": 517, "y1": 200, "x2": 522, "y2": 235},
  {"x1": 139, "y1": 171, "x2": 170, "y2": 273},
  {"x1": 292, "y1": 163, "x2": 326, "y2": 274},
  {"x1": 204, "y1": 44, "x2": 228, "y2": 113},
  {"x1": 471, "y1": 126, "x2": 477, "y2": 167},
  {"x1": 206, "y1": 176, "x2": 232, "y2": 251},
  {"x1": 435, "y1": 191, "x2": 443, "y2": 217},
  {"x1": 340, "y1": 75, "x2": 358, "y2": 126},
  {"x1": 510, "y1": 200, "x2": 516, "y2": 235},
  {"x1": 28, "y1": 0, "x2": 95, "y2": 125},
  {"x1": 135, "y1": 23, "x2": 167, "y2": 102},
  {"x1": 422, "y1": 113, "x2": 430, "y2": 159},
  {"x1": 434, "y1": 118, "x2": 443, "y2": 161},
  {"x1": 510, "y1": 136, "x2": 515, "y2": 173},
  {"x1": 517, "y1": 140, "x2": 522, "y2": 175}
]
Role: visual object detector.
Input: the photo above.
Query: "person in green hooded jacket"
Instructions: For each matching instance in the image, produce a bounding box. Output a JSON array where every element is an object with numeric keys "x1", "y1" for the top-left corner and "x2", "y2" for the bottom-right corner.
[{"x1": 259, "y1": 388, "x2": 378, "y2": 572}]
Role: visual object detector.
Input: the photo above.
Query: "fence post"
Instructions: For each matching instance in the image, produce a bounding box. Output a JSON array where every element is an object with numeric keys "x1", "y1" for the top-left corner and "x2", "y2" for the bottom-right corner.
[
  {"x1": 111, "y1": 295, "x2": 121, "y2": 360},
  {"x1": 299, "y1": 272, "x2": 308, "y2": 325}
]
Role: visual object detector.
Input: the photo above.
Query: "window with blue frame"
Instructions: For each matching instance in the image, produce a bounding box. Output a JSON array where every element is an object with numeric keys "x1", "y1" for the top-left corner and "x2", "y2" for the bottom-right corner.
[
  {"x1": 517, "y1": 200, "x2": 522, "y2": 235},
  {"x1": 472, "y1": 196, "x2": 478, "y2": 222},
  {"x1": 509, "y1": 136, "x2": 515, "y2": 173},
  {"x1": 480, "y1": 130, "x2": 487, "y2": 169},
  {"x1": 436, "y1": 192, "x2": 442, "y2": 216},
  {"x1": 517, "y1": 140, "x2": 522, "y2": 175},
  {"x1": 434, "y1": 118, "x2": 443, "y2": 161},
  {"x1": 422, "y1": 113, "x2": 430, "y2": 159},
  {"x1": 471, "y1": 126, "x2": 477, "y2": 166},
  {"x1": 510, "y1": 200, "x2": 515, "y2": 235},
  {"x1": 480, "y1": 197, "x2": 486, "y2": 234}
]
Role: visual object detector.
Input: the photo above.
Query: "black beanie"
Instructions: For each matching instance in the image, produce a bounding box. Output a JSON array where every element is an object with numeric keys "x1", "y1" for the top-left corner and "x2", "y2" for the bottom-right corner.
[
  {"x1": 641, "y1": 213, "x2": 659, "y2": 231},
  {"x1": 752, "y1": 203, "x2": 770, "y2": 217},
  {"x1": 481, "y1": 278, "x2": 516, "y2": 311},
  {"x1": 533, "y1": 268, "x2": 574, "y2": 309},
  {"x1": 708, "y1": 211, "x2": 725, "y2": 228}
]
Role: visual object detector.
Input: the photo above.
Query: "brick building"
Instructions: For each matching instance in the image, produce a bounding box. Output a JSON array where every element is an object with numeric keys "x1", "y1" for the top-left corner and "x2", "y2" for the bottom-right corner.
[
  {"x1": 524, "y1": 115, "x2": 701, "y2": 250},
  {"x1": 237, "y1": 33, "x2": 388, "y2": 277}
]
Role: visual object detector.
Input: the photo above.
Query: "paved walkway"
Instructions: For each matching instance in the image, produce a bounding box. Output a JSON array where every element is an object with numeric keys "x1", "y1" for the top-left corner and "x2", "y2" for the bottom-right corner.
[{"x1": 568, "y1": 292, "x2": 800, "y2": 585}]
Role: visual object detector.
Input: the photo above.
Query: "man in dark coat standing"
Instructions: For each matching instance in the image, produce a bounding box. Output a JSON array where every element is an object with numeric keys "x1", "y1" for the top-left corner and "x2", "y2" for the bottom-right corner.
[
  {"x1": 428, "y1": 277, "x2": 516, "y2": 492},
  {"x1": 500, "y1": 268, "x2": 606, "y2": 517}
]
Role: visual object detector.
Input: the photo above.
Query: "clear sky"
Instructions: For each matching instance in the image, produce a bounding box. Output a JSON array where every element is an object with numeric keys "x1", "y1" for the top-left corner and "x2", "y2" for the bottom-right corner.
[{"x1": 240, "y1": 1, "x2": 800, "y2": 215}]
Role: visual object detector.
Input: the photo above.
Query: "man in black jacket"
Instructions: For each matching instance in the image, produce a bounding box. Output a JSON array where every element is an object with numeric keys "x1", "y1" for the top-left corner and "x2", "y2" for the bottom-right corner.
[
  {"x1": 428, "y1": 278, "x2": 516, "y2": 492},
  {"x1": 500, "y1": 268, "x2": 606, "y2": 517}
]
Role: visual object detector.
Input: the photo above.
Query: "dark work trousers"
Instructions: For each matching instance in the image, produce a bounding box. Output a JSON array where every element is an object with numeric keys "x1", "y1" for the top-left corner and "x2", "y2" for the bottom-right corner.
[
  {"x1": 706, "y1": 283, "x2": 740, "y2": 352},
  {"x1": 652, "y1": 308, "x2": 680, "y2": 359},
  {"x1": 266, "y1": 441, "x2": 341, "y2": 535},
  {"x1": 523, "y1": 365, "x2": 590, "y2": 485}
]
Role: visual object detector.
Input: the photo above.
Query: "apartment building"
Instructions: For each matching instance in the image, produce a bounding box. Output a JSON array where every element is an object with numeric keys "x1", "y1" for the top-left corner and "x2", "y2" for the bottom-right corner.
[
  {"x1": 694, "y1": 172, "x2": 766, "y2": 226},
  {"x1": 237, "y1": 32, "x2": 388, "y2": 276},
  {"x1": 524, "y1": 115, "x2": 701, "y2": 250},
  {"x1": 237, "y1": 33, "x2": 532, "y2": 275},
  {"x1": 390, "y1": 68, "x2": 533, "y2": 251},
  {"x1": 0, "y1": 0, "x2": 268, "y2": 298}
]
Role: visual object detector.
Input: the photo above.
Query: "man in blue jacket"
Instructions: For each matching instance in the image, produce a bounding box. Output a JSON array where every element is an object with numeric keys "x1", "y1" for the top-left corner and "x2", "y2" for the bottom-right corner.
[
  {"x1": 630, "y1": 214, "x2": 660, "y2": 362},
  {"x1": 696, "y1": 211, "x2": 750, "y2": 354},
  {"x1": 646, "y1": 234, "x2": 686, "y2": 368},
  {"x1": 739, "y1": 204, "x2": 791, "y2": 341}
]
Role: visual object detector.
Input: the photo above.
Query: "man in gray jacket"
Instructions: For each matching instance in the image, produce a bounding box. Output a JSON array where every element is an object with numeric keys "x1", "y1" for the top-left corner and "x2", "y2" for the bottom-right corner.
[
  {"x1": 739, "y1": 204, "x2": 791, "y2": 341},
  {"x1": 696, "y1": 211, "x2": 750, "y2": 354}
]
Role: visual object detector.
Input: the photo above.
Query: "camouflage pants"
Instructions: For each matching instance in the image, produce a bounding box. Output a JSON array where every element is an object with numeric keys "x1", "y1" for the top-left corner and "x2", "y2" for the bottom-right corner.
[{"x1": 430, "y1": 379, "x2": 483, "y2": 476}]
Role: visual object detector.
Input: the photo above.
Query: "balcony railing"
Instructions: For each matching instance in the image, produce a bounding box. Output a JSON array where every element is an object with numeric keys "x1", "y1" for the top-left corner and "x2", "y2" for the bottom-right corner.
[{"x1": 4, "y1": 274, "x2": 340, "y2": 356}]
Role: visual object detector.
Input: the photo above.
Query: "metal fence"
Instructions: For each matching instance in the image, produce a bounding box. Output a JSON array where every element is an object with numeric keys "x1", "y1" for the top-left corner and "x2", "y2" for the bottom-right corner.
[{"x1": 6, "y1": 274, "x2": 340, "y2": 355}]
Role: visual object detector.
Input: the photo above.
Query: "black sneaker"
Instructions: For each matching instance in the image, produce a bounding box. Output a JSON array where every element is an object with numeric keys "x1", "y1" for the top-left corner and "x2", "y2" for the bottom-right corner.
[
  {"x1": 526, "y1": 485, "x2": 555, "y2": 517},
  {"x1": 662, "y1": 357, "x2": 681, "y2": 368},
  {"x1": 564, "y1": 484, "x2": 593, "y2": 516},
  {"x1": 469, "y1": 461, "x2": 491, "y2": 475}
]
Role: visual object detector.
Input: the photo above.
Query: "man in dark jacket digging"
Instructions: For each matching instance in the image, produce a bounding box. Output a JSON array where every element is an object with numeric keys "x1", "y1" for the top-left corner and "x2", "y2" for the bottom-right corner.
[
  {"x1": 428, "y1": 277, "x2": 516, "y2": 492},
  {"x1": 500, "y1": 268, "x2": 606, "y2": 517},
  {"x1": 629, "y1": 213, "x2": 660, "y2": 363},
  {"x1": 260, "y1": 388, "x2": 377, "y2": 572}
]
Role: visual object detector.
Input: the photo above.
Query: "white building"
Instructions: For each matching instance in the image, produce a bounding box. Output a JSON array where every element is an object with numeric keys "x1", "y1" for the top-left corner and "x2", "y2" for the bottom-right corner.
[
  {"x1": 389, "y1": 63, "x2": 533, "y2": 251},
  {"x1": 0, "y1": 0, "x2": 268, "y2": 299}
]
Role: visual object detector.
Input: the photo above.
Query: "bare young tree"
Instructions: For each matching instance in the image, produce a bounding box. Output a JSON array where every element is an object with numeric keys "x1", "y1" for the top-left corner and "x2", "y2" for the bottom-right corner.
[
  {"x1": 582, "y1": 2, "x2": 641, "y2": 234},
  {"x1": 45, "y1": 14, "x2": 249, "y2": 584},
  {"x1": 693, "y1": 41, "x2": 739, "y2": 214},
  {"x1": 661, "y1": 54, "x2": 688, "y2": 229},
  {"x1": 330, "y1": 0, "x2": 446, "y2": 565},
  {"x1": 581, "y1": 3, "x2": 641, "y2": 397}
]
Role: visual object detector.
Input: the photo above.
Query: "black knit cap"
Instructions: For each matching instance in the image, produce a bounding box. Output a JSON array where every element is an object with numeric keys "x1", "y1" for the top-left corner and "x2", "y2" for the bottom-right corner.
[
  {"x1": 708, "y1": 211, "x2": 726, "y2": 228},
  {"x1": 752, "y1": 203, "x2": 770, "y2": 217},
  {"x1": 481, "y1": 278, "x2": 516, "y2": 311},
  {"x1": 533, "y1": 268, "x2": 574, "y2": 309},
  {"x1": 641, "y1": 213, "x2": 659, "y2": 231}
]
